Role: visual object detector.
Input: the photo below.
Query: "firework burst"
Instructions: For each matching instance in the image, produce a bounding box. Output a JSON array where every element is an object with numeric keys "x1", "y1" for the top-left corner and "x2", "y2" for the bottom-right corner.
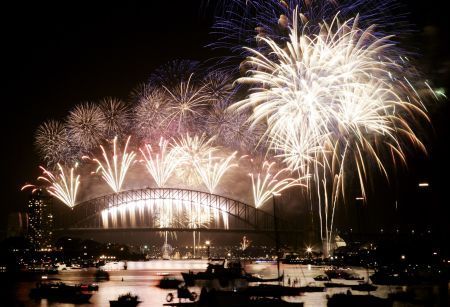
[
  {"x1": 34, "y1": 120, "x2": 69, "y2": 166},
  {"x1": 132, "y1": 87, "x2": 170, "y2": 141},
  {"x1": 171, "y1": 133, "x2": 217, "y2": 186},
  {"x1": 195, "y1": 151, "x2": 238, "y2": 194},
  {"x1": 233, "y1": 9, "x2": 430, "y2": 254},
  {"x1": 201, "y1": 71, "x2": 236, "y2": 107},
  {"x1": 66, "y1": 102, "x2": 107, "y2": 152},
  {"x1": 22, "y1": 163, "x2": 80, "y2": 208},
  {"x1": 164, "y1": 74, "x2": 211, "y2": 134},
  {"x1": 140, "y1": 138, "x2": 180, "y2": 187},
  {"x1": 149, "y1": 59, "x2": 202, "y2": 88},
  {"x1": 88, "y1": 136, "x2": 137, "y2": 193},
  {"x1": 250, "y1": 161, "x2": 307, "y2": 208},
  {"x1": 206, "y1": 105, "x2": 263, "y2": 152},
  {"x1": 99, "y1": 97, "x2": 130, "y2": 139}
]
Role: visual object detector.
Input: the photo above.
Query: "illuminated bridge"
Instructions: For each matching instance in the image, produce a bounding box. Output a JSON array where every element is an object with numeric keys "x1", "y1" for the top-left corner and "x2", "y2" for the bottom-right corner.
[{"x1": 62, "y1": 188, "x2": 301, "y2": 234}]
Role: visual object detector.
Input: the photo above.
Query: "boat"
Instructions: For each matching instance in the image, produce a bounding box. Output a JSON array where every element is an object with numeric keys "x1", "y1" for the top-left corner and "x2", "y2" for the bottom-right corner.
[
  {"x1": 313, "y1": 274, "x2": 330, "y2": 281},
  {"x1": 29, "y1": 281, "x2": 92, "y2": 303},
  {"x1": 344, "y1": 273, "x2": 364, "y2": 281},
  {"x1": 324, "y1": 268, "x2": 351, "y2": 279},
  {"x1": 298, "y1": 282, "x2": 325, "y2": 292},
  {"x1": 350, "y1": 283, "x2": 377, "y2": 292},
  {"x1": 181, "y1": 259, "x2": 282, "y2": 288},
  {"x1": 110, "y1": 293, "x2": 142, "y2": 307},
  {"x1": 95, "y1": 269, "x2": 110, "y2": 281},
  {"x1": 327, "y1": 292, "x2": 391, "y2": 307},
  {"x1": 158, "y1": 276, "x2": 184, "y2": 289},
  {"x1": 78, "y1": 283, "x2": 99, "y2": 291}
]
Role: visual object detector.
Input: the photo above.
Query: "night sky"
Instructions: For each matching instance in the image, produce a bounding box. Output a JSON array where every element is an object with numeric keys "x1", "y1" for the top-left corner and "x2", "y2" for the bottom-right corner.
[{"x1": 2, "y1": 1, "x2": 449, "y2": 240}]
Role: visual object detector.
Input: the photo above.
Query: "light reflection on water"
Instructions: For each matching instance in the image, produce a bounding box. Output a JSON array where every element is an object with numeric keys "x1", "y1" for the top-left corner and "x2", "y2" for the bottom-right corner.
[{"x1": 9, "y1": 260, "x2": 442, "y2": 307}]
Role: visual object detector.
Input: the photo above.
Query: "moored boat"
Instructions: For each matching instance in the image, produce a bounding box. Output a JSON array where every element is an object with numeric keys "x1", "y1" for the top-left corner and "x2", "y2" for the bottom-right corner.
[
  {"x1": 29, "y1": 281, "x2": 92, "y2": 303},
  {"x1": 110, "y1": 293, "x2": 142, "y2": 307},
  {"x1": 95, "y1": 269, "x2": 110, "y2": 281}
]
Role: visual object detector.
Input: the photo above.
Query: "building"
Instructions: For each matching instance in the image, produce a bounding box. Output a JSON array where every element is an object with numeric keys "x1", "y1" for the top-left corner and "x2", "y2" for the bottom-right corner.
[{"x1": 27, "y1": 189, "x2": 53, "y2": 250}]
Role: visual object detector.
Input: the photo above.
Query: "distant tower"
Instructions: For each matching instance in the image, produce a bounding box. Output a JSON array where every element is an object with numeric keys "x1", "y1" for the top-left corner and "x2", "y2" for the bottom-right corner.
[{"x1": 27, "y1": 189, "x2": 53, "y2": 250}]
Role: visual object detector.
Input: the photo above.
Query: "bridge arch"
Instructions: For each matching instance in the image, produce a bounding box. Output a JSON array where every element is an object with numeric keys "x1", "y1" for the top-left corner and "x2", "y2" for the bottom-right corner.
[{"x1": 69, "y1": 188, "x2": 277, "y2": 232}]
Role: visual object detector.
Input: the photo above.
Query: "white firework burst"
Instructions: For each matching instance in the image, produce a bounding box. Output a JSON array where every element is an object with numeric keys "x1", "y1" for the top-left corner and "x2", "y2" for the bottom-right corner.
[
  {"x1": 66, "y1": 102, "x2": 107, "y2": 152},
  {"x1": 35, "y1": 120, "x2": 69, "y2": 166},
  {"x1": 99, "y1": 97, "x2": 130, "y2": 139}
]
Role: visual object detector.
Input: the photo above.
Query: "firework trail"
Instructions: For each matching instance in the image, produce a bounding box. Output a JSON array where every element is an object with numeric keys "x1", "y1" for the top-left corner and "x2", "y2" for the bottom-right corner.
[
  {"x1": 99, "y1": 97, "x2": 130, "y2": 139},
  {"x1": 22, "y1": 163, "x2": 80, "y2": 208},
  {"x1": 195, "y1": 151, "x2": 238, "y2": 194},
  {"x1": 250, "y1": 161, "x2": 307, "y2": 208},
  {"x1": 66, "y1": 102, "x2": 106, "y2": 152},
  {"x1": 164, "y1": 74, "x2": 211, "y2": 134},
  {"x1": 171, "y1": 133, "x2": 217, "y2": 186},
  {"x1": 34, "y1": 120, "x2": 69, "y2": 166},
  {"x1": 140, "y1": 138, "x2": 180, "y2": 187},
  {"x1": 233, "y1": 9, "x2": 430, "y2": 253},
  {"x1": 88, "y1": 136, "x2": 137, "y2": 193}
]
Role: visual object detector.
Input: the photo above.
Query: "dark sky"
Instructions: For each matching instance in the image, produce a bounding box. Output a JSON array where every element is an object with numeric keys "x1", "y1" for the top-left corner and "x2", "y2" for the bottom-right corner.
[{"x1": 2, "y1": 1, "x2": 449, "y2": 239}]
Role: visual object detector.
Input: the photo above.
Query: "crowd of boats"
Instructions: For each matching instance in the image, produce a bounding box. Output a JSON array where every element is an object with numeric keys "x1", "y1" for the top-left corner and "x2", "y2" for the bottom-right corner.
[{"x1": 25, "y1": 258, "x2": 447, "y2": 306}]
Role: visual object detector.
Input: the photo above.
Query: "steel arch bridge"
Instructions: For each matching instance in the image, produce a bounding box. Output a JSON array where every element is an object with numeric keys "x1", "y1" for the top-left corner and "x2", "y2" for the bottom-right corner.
[{"x1": 65, "y1": 188, "x2": 299, "y2": 234}]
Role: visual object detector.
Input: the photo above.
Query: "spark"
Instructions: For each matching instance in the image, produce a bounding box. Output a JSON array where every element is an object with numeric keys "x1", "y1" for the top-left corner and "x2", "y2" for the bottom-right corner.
[
  {"x1": 250, "y1": 161, "x2": 307, "y2": 208},
  {"x1": 140, "y1": 138, "x2": 180, "y2": 187},
  {"x1": 88, "y1": 136, "x2": 136, "y2": 193}
]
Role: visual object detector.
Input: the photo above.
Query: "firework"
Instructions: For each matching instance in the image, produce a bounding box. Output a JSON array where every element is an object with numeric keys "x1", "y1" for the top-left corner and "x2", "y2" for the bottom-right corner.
[
  {"x1": 164, "y1": 74, "x2": 210, "y2": 134},
  {"x1": 195, "y1": 151, "x2": 237, "y2": 194},
  {"x1": 201, "y1": 71, "x2": 235, "y2": 107},
  {"x1": 233, "y1": 9, "x2": 430, "y2": 253},
  {"x1": 66, "y1": 102, "x2": 107, "y2": 152},
  {"x1": 250, "y1": 161, "x2": 307, "y2": 208},
  {"x1": 99, "y1": 97, "x2": 130, "y2": 139},
  {"x1": 140, "y1": 138, "x2": 180, "y2": 187},
  {"x1": 89, "y1": 136, "x2": 137, "y2": 193},
  {"x1": 22, "y1": 163, "x2": 80, "y2": 208},
  {"x1": 210, "y1": 0, "x2": 408, "y2": 63},
  {"x1": 132, "y1": 87, "x2": 170, "y2": 141},
  {"x1": 235, "y1": 12, "x2": 427, "y2": 187},
  {"x1": 171, "y1": 133, "x2": 217, "y2": 186},
  {"x1": 34, "y1": 120, "x2": 69, "y2": 166},
  {"x1": 206, "y1": 105, "x2": 264, "y2": 152},
  {"x1": 149, "y1": 59, "x2": 202, "y2": 88}
]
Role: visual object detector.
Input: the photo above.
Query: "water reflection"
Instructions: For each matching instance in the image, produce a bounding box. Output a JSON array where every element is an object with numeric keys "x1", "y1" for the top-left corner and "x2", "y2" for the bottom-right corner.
[{"x1": 8, "y1": 260, "x2": 445, "y2": 306}]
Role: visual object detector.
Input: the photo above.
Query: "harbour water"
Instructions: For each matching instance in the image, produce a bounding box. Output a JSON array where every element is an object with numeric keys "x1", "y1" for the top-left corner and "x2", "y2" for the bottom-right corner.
[{"x1": 5, "y1": 260, "x2": 445, "y2": 306}]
